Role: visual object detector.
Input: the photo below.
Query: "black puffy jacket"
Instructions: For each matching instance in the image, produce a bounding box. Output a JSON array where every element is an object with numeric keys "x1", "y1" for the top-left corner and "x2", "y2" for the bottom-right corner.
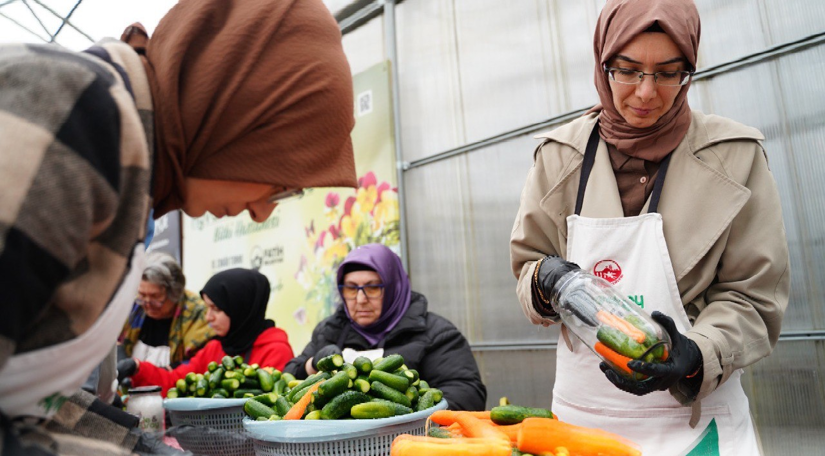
[{"x1": 284, "y1": 292, "x2": 487, "y2": 411}]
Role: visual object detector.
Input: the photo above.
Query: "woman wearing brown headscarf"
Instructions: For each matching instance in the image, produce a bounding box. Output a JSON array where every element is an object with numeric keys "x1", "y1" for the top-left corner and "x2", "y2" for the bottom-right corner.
[
  {"x1": 511, "y1": 0, "x2": 788, "y2": 454},
  {"x1": 0, "y1": 0, "x2": 355, "y2": 453}
]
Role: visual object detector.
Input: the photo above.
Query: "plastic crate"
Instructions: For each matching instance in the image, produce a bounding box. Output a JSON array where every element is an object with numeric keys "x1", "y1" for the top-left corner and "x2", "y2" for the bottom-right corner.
[
  {"x1": 163, "y1": 397, "x2": 254, "y2": 456},
  {"x1": 244, "y1": 399, "x2": 448, "y2": 456}
]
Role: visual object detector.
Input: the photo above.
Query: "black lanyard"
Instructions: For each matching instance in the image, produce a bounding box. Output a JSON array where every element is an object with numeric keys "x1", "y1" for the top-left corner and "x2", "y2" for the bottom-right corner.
[{"x1": 574, "y1": 121, "x2": 672, "y2": 216}]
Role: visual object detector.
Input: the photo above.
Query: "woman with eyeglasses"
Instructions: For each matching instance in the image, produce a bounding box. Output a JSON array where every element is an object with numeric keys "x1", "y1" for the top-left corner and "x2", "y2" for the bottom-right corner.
[
  {"x1": 118, "y1": 253, "x2": 214, "y2": 369},
  {"x1": 121, "y1": 268, "x2": 294, "y2": 396},
  {"x1": 510, "y1": 0, "x2": 788, "y2": 454},
  {"x1": 283, "y1": 243, "x2": 487, "y2": 411}
]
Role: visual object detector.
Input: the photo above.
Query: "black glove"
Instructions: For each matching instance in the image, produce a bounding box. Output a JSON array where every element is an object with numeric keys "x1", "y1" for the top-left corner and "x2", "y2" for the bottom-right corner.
[
  {"x1": 311, "y1": 344, "x2": 342, "y2": 370},
  {"x1": 531, "y1": 255, "x2": 581, "y2": 319},
  {"x1": 132, "y1": 427, "x2": 192, "y2": 456},
  {"x1": 117, "y1": 358, "x2": 138, "y2": 383},
  {"x1": 600, "y1": 311, "x2": 703, "y2": 397}
]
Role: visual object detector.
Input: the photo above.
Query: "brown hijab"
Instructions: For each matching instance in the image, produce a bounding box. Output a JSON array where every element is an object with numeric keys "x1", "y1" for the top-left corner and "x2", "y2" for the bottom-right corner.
[
  {"x1": 592, "y1": 0, "x2": 701, "y2": 161},
  {"x1": 121, "y1": 0, "x2": 356, "y2": 216}
]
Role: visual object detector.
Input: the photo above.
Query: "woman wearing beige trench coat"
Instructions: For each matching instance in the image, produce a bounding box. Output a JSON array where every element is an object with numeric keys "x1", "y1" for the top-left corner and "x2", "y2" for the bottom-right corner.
[{"x1": 510, "y1": 0, "x2": 789, "y2": 454}]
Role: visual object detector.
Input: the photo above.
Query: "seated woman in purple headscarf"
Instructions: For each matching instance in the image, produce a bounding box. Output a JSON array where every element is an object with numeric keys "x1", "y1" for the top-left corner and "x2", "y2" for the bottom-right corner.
[{"x1": 283, "y1": 243, "x2": 487, "y2": 411}]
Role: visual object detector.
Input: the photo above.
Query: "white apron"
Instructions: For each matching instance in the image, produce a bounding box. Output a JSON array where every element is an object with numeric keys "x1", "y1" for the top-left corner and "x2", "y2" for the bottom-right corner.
[
  {"x1": 552, "y1": 125, "x2": 760, "y2": 455},
  {"x1": 132, "y1": 340, "x2": 172, "y2": 368},
  {"x1": 0, "y1": 244, "x2": 145, "y2": 419}
]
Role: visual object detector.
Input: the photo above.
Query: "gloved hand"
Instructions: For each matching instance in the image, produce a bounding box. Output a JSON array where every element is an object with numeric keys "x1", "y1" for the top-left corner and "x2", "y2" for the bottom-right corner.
[
  {"x1": 311, "y1": 344, "x2": 342, "y2": 370},
  {"x1": 531, "y1": 255, "x2": 581, "y2": 319},
  {"x1": 600, "y1": 311, "x2": 703, "y2": 397},
  {"x1": 117, "y1": 358, "x2": 138, "y2": 383}
]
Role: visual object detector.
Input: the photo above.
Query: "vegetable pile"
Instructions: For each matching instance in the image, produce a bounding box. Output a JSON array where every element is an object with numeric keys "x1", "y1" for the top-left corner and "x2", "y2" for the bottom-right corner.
[
  {"x1": 594, "y1": 310, "x2": 669, "y2": 379},
  {"x1": 391, "y1": 403, "x2": 640, "y2": 456},
  {"x1": 165, "y1": 355, "x2": 290, "y2": 399},
  {"x1": 242, "y1": 353, "x2": 443, "y2": 421}
]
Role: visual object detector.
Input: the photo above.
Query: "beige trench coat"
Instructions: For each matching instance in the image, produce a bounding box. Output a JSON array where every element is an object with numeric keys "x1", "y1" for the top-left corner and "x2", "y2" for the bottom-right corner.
[{"x1": 510, "y1": 111, "x2": 790, "y2": 404}]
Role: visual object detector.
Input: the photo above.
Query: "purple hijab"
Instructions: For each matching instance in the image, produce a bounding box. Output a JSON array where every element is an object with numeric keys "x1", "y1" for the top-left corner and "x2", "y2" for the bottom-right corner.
[{"x1": 336, "y1": 244, "x2": 411, "y2": 346}]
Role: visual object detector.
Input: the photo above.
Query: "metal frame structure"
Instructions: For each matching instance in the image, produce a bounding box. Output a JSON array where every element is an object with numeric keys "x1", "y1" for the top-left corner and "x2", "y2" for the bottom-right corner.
[{"x1": 0, "y1": 0, "x2": 91, "y2": 45}]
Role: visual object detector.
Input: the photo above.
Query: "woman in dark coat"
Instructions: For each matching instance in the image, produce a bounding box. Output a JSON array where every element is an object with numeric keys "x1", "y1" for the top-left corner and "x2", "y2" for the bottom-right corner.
[{"x1": 284, "y1": 244, "x2": 487, "y2": 411}]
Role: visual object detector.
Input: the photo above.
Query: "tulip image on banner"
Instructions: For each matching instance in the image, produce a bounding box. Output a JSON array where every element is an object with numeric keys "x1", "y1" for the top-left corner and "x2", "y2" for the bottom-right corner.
[{"x1": 296, "y1": 171, "x2": 400, "y2": 318}]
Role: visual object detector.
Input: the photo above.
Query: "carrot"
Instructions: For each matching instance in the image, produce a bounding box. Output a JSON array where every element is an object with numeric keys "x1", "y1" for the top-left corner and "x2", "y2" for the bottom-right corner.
[
  {"x1": 430, "y1": 410, "x2": 491, "y2": 426},
  {"x1": 517, "y1": 417, "x2": 641, "y2": 456},
  {"x1": 495, "y1": 423, "x2": 522, "y2": 443},
  {"x1": 453, "y1": 413, "x2": 509, "y2": 442},
  {"x1": 283, "y1": 383, "x2": 321, "y2": 420},
  {"x1": 594, "y1": 342, "x2": 634, "y2": 376},
  {"x1": 391, "y1": 435, "x2": 511, "y2": 456},
  {"x1": 596, "y1": 311, "x2": 646, "y2": 343}
]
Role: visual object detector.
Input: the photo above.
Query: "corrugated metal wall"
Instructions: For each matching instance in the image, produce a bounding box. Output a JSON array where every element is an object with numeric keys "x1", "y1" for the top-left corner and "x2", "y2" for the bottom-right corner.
[{"x1": 336, "y1": 0, "x2": 825, "y2": 453}]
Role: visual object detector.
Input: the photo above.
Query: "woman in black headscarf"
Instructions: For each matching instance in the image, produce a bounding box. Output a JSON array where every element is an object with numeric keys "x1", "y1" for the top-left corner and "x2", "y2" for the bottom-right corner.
[{"x1": 122, "y1": 268, "x2": 294, "y2": 395}]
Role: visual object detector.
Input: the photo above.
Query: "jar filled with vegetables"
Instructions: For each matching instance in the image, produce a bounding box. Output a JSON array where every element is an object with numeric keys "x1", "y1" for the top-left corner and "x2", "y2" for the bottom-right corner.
[{"x1": 550, "y1": 270, "x2": 671, "y2": 381}]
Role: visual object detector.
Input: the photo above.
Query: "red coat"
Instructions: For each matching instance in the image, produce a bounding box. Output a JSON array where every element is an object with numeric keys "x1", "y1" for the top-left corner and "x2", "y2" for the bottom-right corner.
[{"x1": 131, "y1": 327, "x2": 294, "y2": 396}]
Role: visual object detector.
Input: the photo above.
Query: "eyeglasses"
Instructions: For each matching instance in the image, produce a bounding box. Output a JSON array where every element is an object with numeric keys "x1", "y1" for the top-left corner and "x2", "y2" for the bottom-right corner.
[
  {"x1": 136, "y1": 296, "x2": 165, "y2": 309},
  {"x1": 604, "y1": 66, "x2": 693, "y2": 87},
  {"x1": 338, "y1": 284, "x2": 385, "y2": 300},
  {"x1": 267, "y1": 187, "x2": 304, "y2": 205}
]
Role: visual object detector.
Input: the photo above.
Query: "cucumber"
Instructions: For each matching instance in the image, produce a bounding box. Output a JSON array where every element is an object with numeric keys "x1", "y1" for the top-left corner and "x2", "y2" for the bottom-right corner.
[
  {"x1": 175, "y1": 378, "x2": 187, "y2": 393},
  {"x1": 211, "y1": 393, "x2": 227, "y2": 399},
  {"x1": 251, "y1": 393, "x2": 280, "y2": 407},
  {"x1": 207, "y1": 361, "x2": 218, "y2": 372},
  {"x1": 166, "y1": 388, "x2": 179, "y2": 399},
  {"x1": 428, "y1": 426, "x2": 453, "y2": 439},
  {"x1": 266, "y1": 368, "x2": 282, "y2": 382},
  {"x1": 221, "y1": 355, "x2": 235, "y2": 371},
  {"x1": 350, "y1": 401, "x2": 396, "y2": 419},
  {"x1": 320, "y1": 391, "x2": 371, "y2": 420},
  {"x1": 287, "y1": 379, "x2": 302, "y2": 389},
  {"x1": 273, "y1": 396, "x2": 291, "y2": 416},
  {"x1": 224, "y1": 370, "x2": 240, "y2": 380},
  {"x1": 305, "y1": 410, "x2": 323, "y2": 420},
  {"x1": 316, "y1": 353, "x2": 344, "y2": 372},
  {"x1": 318, "y1": 371, "x2": 350, "y2": 399},
  {"x1": 288, "y1": 372, "x2": 331, "y2": 402},
  {"x1": 233, "y1": 388, "x2": 264, "y2": 398},
  {"x1": 257, "y1": 369, "x2": 274, "y2": 392},
  {"x1": 211, "y1": 388, "x2": 229, "y2": 398},
  {"x1": 353, "y1": 378, "x2": 371, "y2": 394},
  {"x1": 185, "y1": 372, "x2": 198, "y2": 385},
  {"x1": 195, "y1": 377, "x2": 209, "y2": 396},
  {"x1": 244, "y1": 399, "x2": 277, "y2": 420},
  {"x1": 625, "y1": 314, "x2": 666, "y2": 359},
  {"x1": 417, "y1": 380, "x2": 430, "y2": 393},
  {"x1": 353, "y1": 356, "x2": 373, "y2": 374},
  {"x1": 597, "y1": 325, "x2": 647, "y2": 359},
  {"x1": 369, "y1": 398, "x2": 413, "y2": 416},
  {"x1": 429, "y1": 388, "x2": 443, "y2": 403},
  {"x1": 370, "y1": 381, "x2": 411, "y2": 408},
  {"x1": 372, "y1": 354, "x2": 404, "y2": 372},
  {"x1": 368, "y1": 370, "x2": 410, "y2": 392},
  {"x1": 272, "y1": 378, "x2": 287, "y2": 395},
  {"x1": 233, "y1": 355, "x2": 244, "y2": 366},
  {"x1": 240, "y1": 377, "x2": 261, "y2": 389},
  {"x1": 490, "y1": 405, "x2": 554, "y2": 425},
  {"x1": 341, "y1": 363, "x2": 358, "y2": 380},
  {"x1": 405, "y1": 386, "x2": 419, "y2": 406},
  {"x1": 281, "y1": 372, "x2": 297, "y2": 384},
  {"x1": 405, "y1": 369, "x2": 420, "y2": 385},
  {"x1": 416, "y1": 389, "x2": 435, "y2": 411},
  {"x1": 243, "y1": 366, "x2": 258, "y2": 377},
  {"x1": 221, "y1": 378, "x2": 240, "y2": 391},
  {"x1": 208, "y1": 367, "x2": 225, "y2": 390}
]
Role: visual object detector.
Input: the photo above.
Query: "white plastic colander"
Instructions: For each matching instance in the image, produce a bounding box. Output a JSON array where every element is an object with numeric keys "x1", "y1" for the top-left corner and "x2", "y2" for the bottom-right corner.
[
  {"x1": 163, "y1": 397, "x2": 254, "y2": 456},
  {"x1": 243, "y1": 399, "x2": 447, "y2": 456}
]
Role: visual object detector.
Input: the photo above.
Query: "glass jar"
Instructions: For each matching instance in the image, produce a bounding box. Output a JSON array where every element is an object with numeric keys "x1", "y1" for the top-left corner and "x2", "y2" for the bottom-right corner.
[
  {"x1": 127, "y1": 386, "x2": 165, "y2": 433},
  {"x1": 550, "y1": 270, "x2": 672, "y2": 381}
]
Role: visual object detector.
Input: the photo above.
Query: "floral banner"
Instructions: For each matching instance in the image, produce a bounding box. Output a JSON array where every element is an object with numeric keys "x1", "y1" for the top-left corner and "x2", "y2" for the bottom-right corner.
[{"x1": 181, "y1": 61, "x2": 399, "y2": 353}]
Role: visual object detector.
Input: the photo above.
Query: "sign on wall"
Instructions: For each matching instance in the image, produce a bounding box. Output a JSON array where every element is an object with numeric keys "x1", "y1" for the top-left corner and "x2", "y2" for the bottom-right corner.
[{"x1": 182, "y1": 61, "x2": 400, "y2": 353}]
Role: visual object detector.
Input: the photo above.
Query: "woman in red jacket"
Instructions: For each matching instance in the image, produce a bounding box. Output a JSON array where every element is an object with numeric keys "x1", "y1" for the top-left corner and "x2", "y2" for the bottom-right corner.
[{"x1": 120, "y1": 268, "x2": 294, "y2": 395}]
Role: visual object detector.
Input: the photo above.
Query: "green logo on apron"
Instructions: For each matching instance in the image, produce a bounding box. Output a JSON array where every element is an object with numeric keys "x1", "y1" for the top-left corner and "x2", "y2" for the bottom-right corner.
[{"x1": 684, "y1": 418, "x2": 720, "y2": 456}]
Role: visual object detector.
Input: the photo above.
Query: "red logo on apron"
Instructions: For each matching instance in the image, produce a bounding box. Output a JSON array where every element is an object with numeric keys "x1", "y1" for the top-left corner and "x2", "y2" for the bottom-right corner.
[{"x1": 594, "y1": 260, "x2": 623, "y2": 284}]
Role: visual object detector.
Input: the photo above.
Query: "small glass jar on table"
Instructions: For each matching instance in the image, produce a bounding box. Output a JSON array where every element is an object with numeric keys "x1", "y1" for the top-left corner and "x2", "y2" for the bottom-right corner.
[{"x1": 127, "y1": 385, "x2": 165, "y2": 433}]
